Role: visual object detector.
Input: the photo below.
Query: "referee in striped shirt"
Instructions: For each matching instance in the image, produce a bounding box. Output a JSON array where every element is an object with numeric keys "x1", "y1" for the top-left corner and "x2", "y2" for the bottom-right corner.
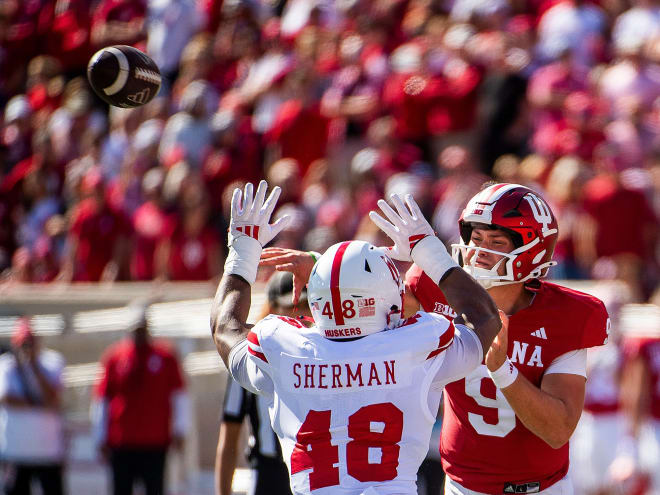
[{"x1": 215, "y1": 271, "x2": 310, "y2": 495}]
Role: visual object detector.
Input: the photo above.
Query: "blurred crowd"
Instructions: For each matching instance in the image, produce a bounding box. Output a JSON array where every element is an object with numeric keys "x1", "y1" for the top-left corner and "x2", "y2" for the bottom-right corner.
[{"x1": 0, "y1": 0, "x2": 659, "y2": 302}]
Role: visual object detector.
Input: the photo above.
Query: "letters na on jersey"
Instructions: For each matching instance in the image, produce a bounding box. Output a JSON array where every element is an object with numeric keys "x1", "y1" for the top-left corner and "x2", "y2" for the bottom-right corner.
[{"x1": 405, "y1": 264, "x2": 610, "y2": 493}]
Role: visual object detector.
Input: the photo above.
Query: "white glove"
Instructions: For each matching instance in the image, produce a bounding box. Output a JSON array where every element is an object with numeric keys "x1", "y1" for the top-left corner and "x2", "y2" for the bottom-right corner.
[
  {"x1": 369, "y1": 193, "x2": 457, "y2": 285},
  {"x1": 225, "y1": 180, "x2": 291, "y2": 284}
]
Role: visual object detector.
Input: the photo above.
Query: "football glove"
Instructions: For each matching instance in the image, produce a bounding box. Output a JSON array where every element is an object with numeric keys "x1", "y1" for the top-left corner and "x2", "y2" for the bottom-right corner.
[
  {"x1": 225, "y1": 180, "x2": 291, "y2": 284},
  {"x1": 369, "y1": 193, "x2": 457, "y2": 284}
]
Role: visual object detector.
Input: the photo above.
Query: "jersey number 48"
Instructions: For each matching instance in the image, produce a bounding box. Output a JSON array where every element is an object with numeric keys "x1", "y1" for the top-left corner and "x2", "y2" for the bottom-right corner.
[{"x1": 290, "y1": 402, "x2": 403, "y2": 490}]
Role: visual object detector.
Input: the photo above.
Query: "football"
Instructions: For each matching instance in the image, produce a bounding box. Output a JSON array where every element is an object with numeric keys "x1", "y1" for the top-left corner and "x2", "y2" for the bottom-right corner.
[{"x1": 87, "y1": 45, "x2": 161, "y2": 108}]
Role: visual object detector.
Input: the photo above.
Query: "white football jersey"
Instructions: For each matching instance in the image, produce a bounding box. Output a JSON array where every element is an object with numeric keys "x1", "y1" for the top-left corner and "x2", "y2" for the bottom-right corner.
[{"x1": 229, "y1": 311, "x2": 483, "y2": 495}]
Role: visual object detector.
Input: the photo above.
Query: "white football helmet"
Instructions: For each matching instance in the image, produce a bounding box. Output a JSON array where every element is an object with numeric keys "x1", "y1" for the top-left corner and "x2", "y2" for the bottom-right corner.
[{"x1": 307, "y1": 241, "x2": 405, "y2": 340}]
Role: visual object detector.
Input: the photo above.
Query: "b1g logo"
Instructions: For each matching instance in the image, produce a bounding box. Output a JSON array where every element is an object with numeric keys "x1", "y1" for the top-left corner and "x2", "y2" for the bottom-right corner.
[{"x1": 358, "y1": 298, "x2": 375, "y2": 318}]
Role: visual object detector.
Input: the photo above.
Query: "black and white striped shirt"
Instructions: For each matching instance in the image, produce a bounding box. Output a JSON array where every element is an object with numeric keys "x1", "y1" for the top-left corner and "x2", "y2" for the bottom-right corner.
[{"x1": 222, "y1": 376, "x2": 281, "y2": 462}]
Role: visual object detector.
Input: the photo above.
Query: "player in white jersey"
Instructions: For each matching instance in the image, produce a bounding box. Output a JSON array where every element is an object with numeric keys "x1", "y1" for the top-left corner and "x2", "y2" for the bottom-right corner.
[{"x1": 211, "y1": 180, "x2": 502, "y2": 495}]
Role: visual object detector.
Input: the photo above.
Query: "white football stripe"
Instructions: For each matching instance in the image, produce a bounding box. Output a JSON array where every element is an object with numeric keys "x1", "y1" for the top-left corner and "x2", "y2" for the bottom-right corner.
[
  {"x1": 103, "y1": 47, "x2": 130, "y2": 96},
  {"x1": 135, "y1": 67, "x2": 161, "y2": 85}
]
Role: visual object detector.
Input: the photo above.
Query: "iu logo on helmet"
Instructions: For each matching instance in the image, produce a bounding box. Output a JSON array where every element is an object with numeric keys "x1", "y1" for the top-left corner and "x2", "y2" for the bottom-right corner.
[{"x1": 523, "y1": 194, "x2": 556, "y2": 236}]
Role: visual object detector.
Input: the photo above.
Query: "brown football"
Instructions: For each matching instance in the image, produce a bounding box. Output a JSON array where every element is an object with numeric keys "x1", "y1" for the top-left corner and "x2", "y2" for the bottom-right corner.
[{"x1": 87, "y1": 45, "x2": 161, "y2": 108}]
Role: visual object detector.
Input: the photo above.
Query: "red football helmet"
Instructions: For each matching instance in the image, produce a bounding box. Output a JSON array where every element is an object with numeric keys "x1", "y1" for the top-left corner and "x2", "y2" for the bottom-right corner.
[{"x1": 451, "y1": 183, "x2": 558, "y2": 288}]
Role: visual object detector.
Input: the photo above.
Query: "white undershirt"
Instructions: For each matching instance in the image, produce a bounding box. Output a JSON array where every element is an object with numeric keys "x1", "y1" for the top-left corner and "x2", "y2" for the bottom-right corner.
[{"x1": 545, "y1": 349, "x2": 588, "y2": 378}]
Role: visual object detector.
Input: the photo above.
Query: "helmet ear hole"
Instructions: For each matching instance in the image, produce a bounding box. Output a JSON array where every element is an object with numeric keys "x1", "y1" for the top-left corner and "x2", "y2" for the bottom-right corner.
[{"x1": 364, "y1": 260, "x2": 371, "y2": 272}]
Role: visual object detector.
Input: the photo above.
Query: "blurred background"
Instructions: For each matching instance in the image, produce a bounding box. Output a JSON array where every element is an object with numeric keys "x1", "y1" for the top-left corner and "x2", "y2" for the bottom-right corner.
[{"x1": 0, "y1": 0, "x2": 659, "y2": 493}]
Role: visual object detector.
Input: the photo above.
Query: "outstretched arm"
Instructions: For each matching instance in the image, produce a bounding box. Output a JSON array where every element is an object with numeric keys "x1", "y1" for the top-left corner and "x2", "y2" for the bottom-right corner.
[
  {"x1": 436, "y1": 267, "x2": 502, "y2": 352},
  {"x1": 370, "y1": 194, "x2": 501, "y2": 353},
  {"x1": 211, "y1": 181, "x2": 291, "y2": 368}
]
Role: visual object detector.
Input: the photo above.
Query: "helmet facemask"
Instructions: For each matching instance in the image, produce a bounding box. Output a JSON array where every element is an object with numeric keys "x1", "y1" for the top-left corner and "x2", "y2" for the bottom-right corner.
[{"x1": 451, "y1": 239, "x2": 557, "y2": 289}]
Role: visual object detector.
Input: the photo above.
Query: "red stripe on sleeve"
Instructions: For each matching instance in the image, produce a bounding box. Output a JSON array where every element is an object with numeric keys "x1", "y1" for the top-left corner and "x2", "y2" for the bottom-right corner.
[
  {"x1": 330, "y1": 241, "x2": 352, "y2": 326},
  {"x1": 426, "y1": 321, "x2": 456, "y2": 359},
  {"x1": 253, "y1": 226, "x2": 259, "y2": 239},
  {"x1": 247, "y1": 346, "x2": 269, "y2": 363},
  {"x1": 247, "y1": 331, "x2": 260, "y2": 346}
]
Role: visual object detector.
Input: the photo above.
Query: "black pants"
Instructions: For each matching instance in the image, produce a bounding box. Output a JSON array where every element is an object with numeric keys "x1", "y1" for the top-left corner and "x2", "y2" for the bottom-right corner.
[
  {"x1": 251, "y1": 456, "x2": 292, "y2": 495},
  {"x1": 417, "y1": 457, "x2": 445, "y2": 495},
  {"x1": 110, "y1": 448, "x2": 167, "y2": 495},
  {"x1": 2, "y1": 463, "x2": 63, "y2": 495}
]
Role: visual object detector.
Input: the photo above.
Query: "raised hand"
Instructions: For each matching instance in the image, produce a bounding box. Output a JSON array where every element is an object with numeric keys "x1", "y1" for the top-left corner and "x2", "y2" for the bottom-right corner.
[
  {"x1": 228, "y1": 180, "x2": 291, "y2": 249},
  {"x1": 260, "y1": 248, "x2": 316, "y2": 306},
  {"x1": 486, "y1": 310, "x2": 509, "y2": 372},
  {"x1": 225, "y1": 180, "x2": 291, "y2": 285},
  {"x1": 369, "y1": 193, "x2": 435, "y2": 261}
]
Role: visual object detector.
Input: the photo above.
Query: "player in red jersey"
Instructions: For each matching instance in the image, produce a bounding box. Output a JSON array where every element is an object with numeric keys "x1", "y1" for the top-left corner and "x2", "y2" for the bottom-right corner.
[
  {"x1": 262, "y1": 182, "x2": 610, "y2": 495},
  {"x1": 406, "y1": 182, "x2": 610, "y2": 495}
]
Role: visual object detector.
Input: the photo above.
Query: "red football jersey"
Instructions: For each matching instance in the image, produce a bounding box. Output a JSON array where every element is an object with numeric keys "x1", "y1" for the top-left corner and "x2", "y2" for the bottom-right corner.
[
  {"x1": 405, "y1": 264, "x2": 610, "y2": 493},
  {"x1": 623, "y1": 337, "x2": 660, "y2": 421}
]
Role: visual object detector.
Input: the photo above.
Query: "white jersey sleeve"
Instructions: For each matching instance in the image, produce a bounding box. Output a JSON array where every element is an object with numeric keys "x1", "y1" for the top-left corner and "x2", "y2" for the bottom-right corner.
[
  {"x1": 545, "y1": 348, "x2": 587, "y2": 377},
  {"x1": 432, "y1": 324, "x2": 483, "y2": 386},
  {"x1": 227, "y1": 314, "x2": 292, "y2": 396},
  {"x1": 228, "y1": 340, "x2": 271, "y2": 395}
]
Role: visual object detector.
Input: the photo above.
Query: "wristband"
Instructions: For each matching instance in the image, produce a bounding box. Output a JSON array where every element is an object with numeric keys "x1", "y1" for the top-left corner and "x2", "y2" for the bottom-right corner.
[
  {"x1": 224, "y1": 235, "x2": 262, "y2": 285},
  {"x1": 488, "y1": 357, "x2": 519, "y2": 389},
  {"x1": 410, "y1": 235, "x2": 459, "y2": 285}
]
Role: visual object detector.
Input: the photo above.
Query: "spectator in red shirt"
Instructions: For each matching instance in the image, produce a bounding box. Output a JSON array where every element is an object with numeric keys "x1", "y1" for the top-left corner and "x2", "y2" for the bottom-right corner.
[
  {"x1": 202, "y1": 109, "x2": 262, "y2": 216},
  {"x1": 432, "y1": 145, "x2": 489, "y2": 245},
  {"x1": 0, "y1": 0, "x2": 45, "y2": 99},
  {"x1": 575, "y1": 169, "x2": 659, "y2": 301},
  {"x1": 57, "y1": 168, "x2": 131, "y2": 282},
  {"x1": 527, "y1": 50, "x2": 586, "y2": 131},
  {"x1": 91, "y1": 304, "x2": 190, "y2": 495},
  {"x1": 382, "y1": 42, "x2": 437, "y2": 151},
  {"x1": 265, "y1": 69, "x2": 332, "y2": 174},
  {"x1": 90, "y1": 0, "x2": 147, "y2": 50},
  {"x1": 544, "y1": 155, "x2": 593, "y2": 280},
  {"x1": 532, "y1": 94, "x2": 598, "y2": 160},
  {"x1": 155, "y1": 180, "x2": 222, "y2": 281},
  {"x1": 38, "y1": 0, "x2": 93, "y2": 74},
  {"x1": 24, "y1": 56, "x2": 64, "y2": 115},
  {"x1": 130, "y1": 168, "x2": 174, "y2": 281}
]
